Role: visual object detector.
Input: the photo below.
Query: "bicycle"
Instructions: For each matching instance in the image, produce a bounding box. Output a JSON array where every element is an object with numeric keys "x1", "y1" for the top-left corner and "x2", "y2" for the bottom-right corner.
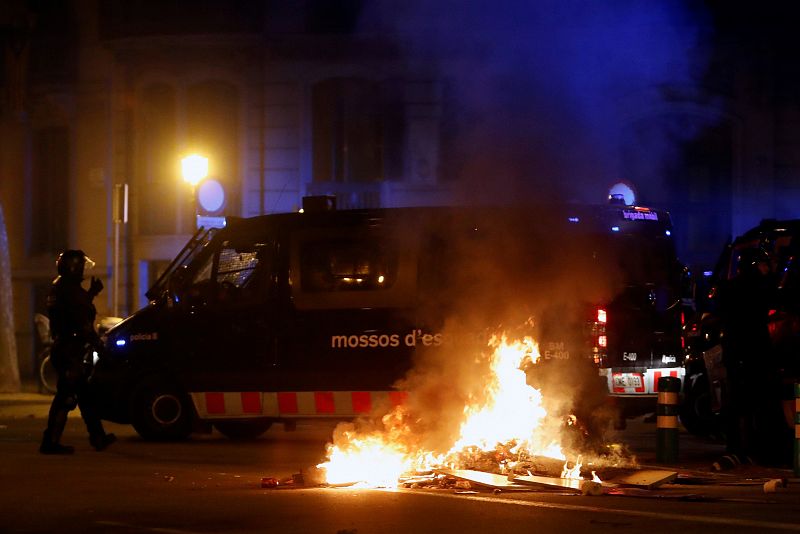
[
  {"x1": 34, "y1": 313, "x2": 57, "y2": 394},
  {"x1": 34, "y1": 313, "x2": 123, "y2": 395},
  {"x1": 37, "y1": 346, "x2": 58, "y2": 394}
]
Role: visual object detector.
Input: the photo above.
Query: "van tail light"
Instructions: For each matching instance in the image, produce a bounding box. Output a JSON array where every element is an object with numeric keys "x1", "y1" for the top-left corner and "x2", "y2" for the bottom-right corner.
[{"x1": 591, "y1": 307, "x2": 607, "y2": 366}]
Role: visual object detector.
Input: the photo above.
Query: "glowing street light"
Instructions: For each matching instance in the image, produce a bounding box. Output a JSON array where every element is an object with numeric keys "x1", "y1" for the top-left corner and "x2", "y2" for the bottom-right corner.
[{"x1": 181, "y1": 154, "x2": 209, "y2": 186}]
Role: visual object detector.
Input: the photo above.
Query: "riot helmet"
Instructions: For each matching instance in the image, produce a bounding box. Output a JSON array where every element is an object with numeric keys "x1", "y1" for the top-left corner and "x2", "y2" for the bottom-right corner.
[{"x1": 56, "y1": 250, "x2": 95, "y2": 279}]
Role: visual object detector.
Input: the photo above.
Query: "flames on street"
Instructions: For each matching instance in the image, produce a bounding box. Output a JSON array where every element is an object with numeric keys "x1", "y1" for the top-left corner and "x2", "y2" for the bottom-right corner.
[{"x1": 319, "y1": 331, "x2": 613, "y2": 488}]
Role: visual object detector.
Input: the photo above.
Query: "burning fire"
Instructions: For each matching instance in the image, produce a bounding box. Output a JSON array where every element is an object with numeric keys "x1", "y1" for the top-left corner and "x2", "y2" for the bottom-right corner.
[{"x1": 318, "y1": 332, "x2": 588, "y2": 487}]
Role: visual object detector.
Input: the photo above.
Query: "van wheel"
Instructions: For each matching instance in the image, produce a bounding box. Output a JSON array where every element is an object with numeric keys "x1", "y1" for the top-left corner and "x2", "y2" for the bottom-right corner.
[
  {"x1": 213, "y1": 419, "x2": 272, "y2": 440},
  {"x1": 130, "y1": 377, "x2": 193, "y2": 441}
]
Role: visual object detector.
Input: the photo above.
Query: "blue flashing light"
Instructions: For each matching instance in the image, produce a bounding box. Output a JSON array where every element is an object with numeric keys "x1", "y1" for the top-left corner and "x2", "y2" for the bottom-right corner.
[
  {"x1": 568, "y1": 216, "x2": 580, "y2": 223},
  {"x1": 703, "y1": 271, "x2": 713, "y2": 277},
  {"x1": 665, "y1": 230, "x2": 671, "y2": 236},
  {"x1": 611, "y1": 226, "x2": 620, "y2": 232},
  {"x1": 116, "y1": 339, "x2": 126, "y2": 347}
]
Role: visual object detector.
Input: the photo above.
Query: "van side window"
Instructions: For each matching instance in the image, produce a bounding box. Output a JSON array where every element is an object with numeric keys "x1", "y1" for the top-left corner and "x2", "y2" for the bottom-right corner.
[
  {"x1": 300, "y1": 239, "x2": 397, "y2": 292},
  {"x1": 216, "y1": 247, "x2": 259, "y2": 288}
]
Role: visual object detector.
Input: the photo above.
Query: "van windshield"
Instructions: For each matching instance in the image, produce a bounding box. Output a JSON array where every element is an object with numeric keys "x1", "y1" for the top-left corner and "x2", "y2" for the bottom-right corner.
[{"x1": 145, "y1": 227, "x2": 219, "y2": 300}]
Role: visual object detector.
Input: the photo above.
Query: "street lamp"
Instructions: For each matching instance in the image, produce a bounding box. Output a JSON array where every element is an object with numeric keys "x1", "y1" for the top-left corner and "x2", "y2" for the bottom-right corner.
[
  {"x1": 180, "y1": 154, "x2": 226, "y2": 229},
  {"x1": 181, "y1": 154, "x2": 209, "y2": 186}
]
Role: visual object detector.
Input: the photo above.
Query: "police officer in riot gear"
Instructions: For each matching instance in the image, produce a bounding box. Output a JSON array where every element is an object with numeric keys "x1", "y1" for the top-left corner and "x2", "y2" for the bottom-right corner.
[
  {"x1": 40, "y1": 250, "x2": 116, "y2": 454},
  {"x1": 714, "y1": 247, "x2": 780, "y2": 467}
]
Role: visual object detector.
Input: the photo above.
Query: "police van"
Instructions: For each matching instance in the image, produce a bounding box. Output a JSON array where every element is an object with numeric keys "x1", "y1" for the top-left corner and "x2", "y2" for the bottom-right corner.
[
  {"x1": 681, "y1": 219, "x2": 800, "y2": 435},
  {"x1": 93, "y1": 200, "x2": 686, "y2": 440}
]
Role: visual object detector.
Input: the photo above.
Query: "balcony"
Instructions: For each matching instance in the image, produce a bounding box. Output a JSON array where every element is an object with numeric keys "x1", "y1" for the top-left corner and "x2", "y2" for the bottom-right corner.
[{"x1": 305, "y1": 180, "x2": 454, "y2": 209}]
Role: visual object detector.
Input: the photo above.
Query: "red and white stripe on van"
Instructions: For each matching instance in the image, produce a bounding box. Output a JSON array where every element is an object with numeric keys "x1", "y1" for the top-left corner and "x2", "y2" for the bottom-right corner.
[
  {"x1": 599, "y1": 367, "x2": 685, "y2": 395},
  {"x1": 190, "y1": 390, "x2": 408, "y2": 419}
]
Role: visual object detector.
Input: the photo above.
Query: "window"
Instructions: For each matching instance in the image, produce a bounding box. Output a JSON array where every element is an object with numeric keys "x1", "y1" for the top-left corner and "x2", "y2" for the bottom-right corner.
[
  {"x1": 187, "y1": 81, "x2": 240, "y2": 224},
  {"x1": 184, "y1": 242, "x2": 270, "y2": 305},
  {"x1": 30, "y1": 127, "x2": 69, "y2": 255},
  {"x1": 300, "y1": 238, "x2": 397, "y2": 292},
  {"x1": 216, "y1": 247, "x2": 259, "y2": 288},
  {"x1": 305, "y1": 0, "x2": 363, "y2": 34},
  {"x1": 192, "y1": 255, "x2": 213, "y2": 285},
  {"x1": 139, "y1": 83, "x2": 177, "y2": 235},
  {"x1": 29, "y1": 2, "x2": 77, "y2": 85},
  {"x1": 192, "y1": 241, "x2": 272, "y2": 290},
  {"x1": 99, "y1": 0, "x2": 264, "y2": 39},
  {"x1": 312, "y1": 78, "x2": 384, "y2": 183}
]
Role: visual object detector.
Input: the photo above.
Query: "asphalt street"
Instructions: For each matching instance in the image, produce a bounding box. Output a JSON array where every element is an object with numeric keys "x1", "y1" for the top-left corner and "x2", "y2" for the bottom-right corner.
[{"x1": 1, "y1": 391, "x2": 799, "y2": 534}]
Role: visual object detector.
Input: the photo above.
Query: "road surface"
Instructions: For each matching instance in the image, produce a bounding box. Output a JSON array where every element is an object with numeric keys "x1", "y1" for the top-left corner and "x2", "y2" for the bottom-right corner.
[{"x1": 1, "y1": 394, "x2": 799, "y2": 533}]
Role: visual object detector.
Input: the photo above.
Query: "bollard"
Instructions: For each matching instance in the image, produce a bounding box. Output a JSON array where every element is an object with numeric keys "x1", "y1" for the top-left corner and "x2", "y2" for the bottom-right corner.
[
  {"x1": 656, "y1": 376, "x2": 681, "y2": 463},
  {"x1": 795, "y1": 383, "x2": 800, "y2": 477}
]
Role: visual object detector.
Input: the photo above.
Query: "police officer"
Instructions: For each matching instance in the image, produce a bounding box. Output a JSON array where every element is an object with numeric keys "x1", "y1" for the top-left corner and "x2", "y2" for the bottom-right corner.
[
  {"x1": 714, "y1": 247, "x2": 779, "y2": 467},
  {"x1": 40, "y1": 250, "x2": 116, "y2": 454}
]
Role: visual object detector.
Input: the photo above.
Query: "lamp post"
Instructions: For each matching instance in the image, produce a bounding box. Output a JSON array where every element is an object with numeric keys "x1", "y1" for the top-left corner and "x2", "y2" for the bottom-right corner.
[{"x1": 111, "y1": 183, "x2": 128, "y2": 318}]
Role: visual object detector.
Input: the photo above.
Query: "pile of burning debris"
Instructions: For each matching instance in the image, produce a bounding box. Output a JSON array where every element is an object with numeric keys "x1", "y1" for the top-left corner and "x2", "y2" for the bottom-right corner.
[
  {"x1": 260, "y1": 327, "x2": 792, "y2": 499},
  {"x1": 261, "y1": 328, "x2": 687, "y2": 495},
  {"x1": 262, "y1": 456, "x2": 681, "y2": 497}
]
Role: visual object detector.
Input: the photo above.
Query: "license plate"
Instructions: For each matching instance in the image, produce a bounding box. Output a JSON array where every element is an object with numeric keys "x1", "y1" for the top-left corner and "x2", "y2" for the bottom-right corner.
[{"x1": 612, "y1": 373, "x2": 643, "y2": 389}]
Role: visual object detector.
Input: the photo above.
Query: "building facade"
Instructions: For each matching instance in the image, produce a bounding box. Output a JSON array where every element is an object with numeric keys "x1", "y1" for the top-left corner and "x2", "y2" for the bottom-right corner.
[{"x1": 1, "y1": 1, "x2": 798, "y2": 379}]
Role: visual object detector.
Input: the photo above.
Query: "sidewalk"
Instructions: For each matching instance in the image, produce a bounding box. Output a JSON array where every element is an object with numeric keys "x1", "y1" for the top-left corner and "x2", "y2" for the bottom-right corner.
[
  {"x1": 613, "y1": 415, "x2": 799, "y2": 485},
  {"x1": 0, "y1": 389, "x2": 54, "y2": 419}
]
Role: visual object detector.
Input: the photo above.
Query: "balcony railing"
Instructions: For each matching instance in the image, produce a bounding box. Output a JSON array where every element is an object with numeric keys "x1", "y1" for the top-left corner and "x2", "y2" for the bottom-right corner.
[
  {"x1": 305, "y1": 182, "x2": 384, "y2": 210},
  {"x1": 306, "y1": 180, "x2": 455, "y2": 210}
]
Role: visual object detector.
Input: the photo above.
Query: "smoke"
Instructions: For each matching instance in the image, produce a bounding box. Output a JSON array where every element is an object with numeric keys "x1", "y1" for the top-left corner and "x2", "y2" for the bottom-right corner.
[
  {"x1": 322, "y1": 2, "x2": 709, "y2": 466},
  {"x1": 378, "y1": 208, "x2": 629, "y2": 456},
  {"x1": 363, "y1": 0, "x2": 708, "y2": 432},
  {"x1": 363, "y1": 0, "x2": 712, "y2": 204}
]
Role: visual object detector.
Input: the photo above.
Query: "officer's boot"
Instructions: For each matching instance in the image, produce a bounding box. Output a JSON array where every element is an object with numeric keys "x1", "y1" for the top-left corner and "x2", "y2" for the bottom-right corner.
[
  {"x1": 84, "y1": 405, "x2": 116, "y2": 451},
  {"x1": 86, "y1": 418, "x2": 116, "y2": 451},
  {"x1": 40, "y1": 409, "x2": 74, "y2": 455},
  {"x1": 89, "y1": 432, "x2": 117, "y2": 451},
  {"x1": 39, "y1": 426, "x2": 75, "y2": 454}
]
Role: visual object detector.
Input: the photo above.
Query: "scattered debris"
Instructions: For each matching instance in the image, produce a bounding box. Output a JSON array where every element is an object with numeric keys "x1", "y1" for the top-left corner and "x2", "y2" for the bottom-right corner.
[
  {"x1": 763, "y1": 479, "x2": 787, "y2": 494},
  {"x1": 300, "y1": 466, "x2": 327, "y2": 486},
  {"x1": 261, "y1": 476, "x2": 298, "y2": 489},
  {"x1": 436, "y1": 469, "x2": 533, "y2": 491},
  {"x1": 580, "y1": 480, "x2": 603, "y2": 496},
  {"x1": 258, "y1": 462, "x2": 788, "y2": 503},
  {"x1": 261, "y1": 477, "x2": 279, "y2": 488},
  {"x1": 607, "y1": 488, "x2": 709, "y2": 501},
  {"x1": 607, "y1": 469, "x2": 677, "y2": 489},
  {"x1": 673, "y1": 474, "x2": 718, "y2": 485},
  {"x1": 398, "y1": 473, "x2": 437, "y2": 486},
  {"x1": 510, "y1": 474, "x2": 583, "y2": 493}
]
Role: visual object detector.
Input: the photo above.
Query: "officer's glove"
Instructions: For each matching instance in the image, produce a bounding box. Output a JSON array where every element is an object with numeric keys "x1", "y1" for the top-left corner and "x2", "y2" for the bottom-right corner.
[{"x1": 89, "y1": 276, "x2": 104, "y2": 297}]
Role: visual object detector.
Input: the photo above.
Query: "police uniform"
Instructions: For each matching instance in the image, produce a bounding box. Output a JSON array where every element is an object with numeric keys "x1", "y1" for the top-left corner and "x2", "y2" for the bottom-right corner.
[
  {"x1": 40, "y1": 250, "x2": 115, "y2": 454},
  {"x1": 716, "y1": 248, "x2": 781, "y2": 464}
]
